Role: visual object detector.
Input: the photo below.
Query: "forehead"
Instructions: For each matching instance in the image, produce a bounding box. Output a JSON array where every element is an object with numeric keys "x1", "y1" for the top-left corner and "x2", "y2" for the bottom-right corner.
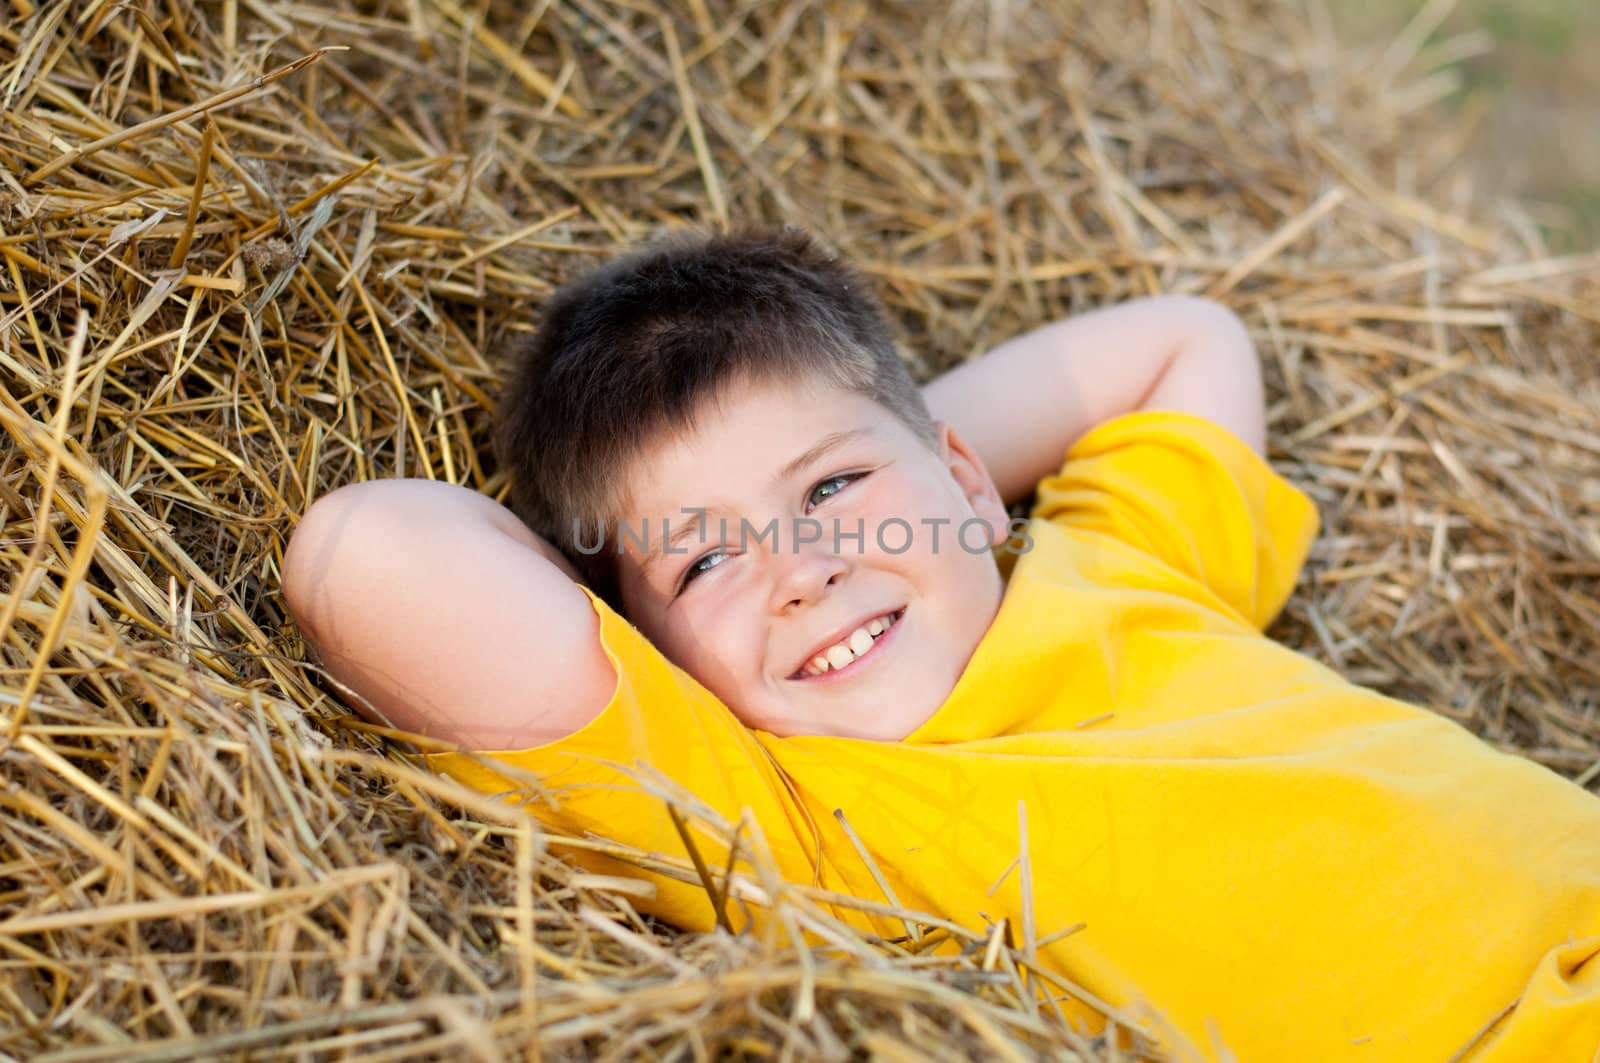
[{"x1": 617, "y1": 376, "x2": 904, "y2": 516}]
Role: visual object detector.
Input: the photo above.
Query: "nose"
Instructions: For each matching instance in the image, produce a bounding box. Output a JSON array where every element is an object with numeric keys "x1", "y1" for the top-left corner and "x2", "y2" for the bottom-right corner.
[{"x1": 768, "y1": 539, "x2": 849, "y2": 614}]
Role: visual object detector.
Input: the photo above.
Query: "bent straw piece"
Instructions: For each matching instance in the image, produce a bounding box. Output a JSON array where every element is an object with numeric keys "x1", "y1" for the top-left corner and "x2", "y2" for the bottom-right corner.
[
  {"x1": 167, "y1": 116, "x2": 214, "y2": 270},
  {"x1": 832, "y1": 807, "x2": 921, "y2": 944},
  {"x1": 23, "y1": 47, "x2": 343, "y2": 187}
]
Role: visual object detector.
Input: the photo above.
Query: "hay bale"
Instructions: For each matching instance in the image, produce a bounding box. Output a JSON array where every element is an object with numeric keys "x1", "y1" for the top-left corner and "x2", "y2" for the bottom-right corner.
[{"x1": 0, "y1": 0, "x2": 1595, "y2": 1056}]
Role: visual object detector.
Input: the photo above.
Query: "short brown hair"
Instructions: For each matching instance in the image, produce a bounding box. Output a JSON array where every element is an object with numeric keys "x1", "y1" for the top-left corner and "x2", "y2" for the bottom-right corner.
[{"x1": 493, "y1": 228, "x2": 936, "y2": 608}]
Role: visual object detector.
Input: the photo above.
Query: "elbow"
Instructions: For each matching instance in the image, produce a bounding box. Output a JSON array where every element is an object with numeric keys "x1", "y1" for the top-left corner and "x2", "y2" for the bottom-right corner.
[
  {"x1": 282, "y1": 482, "x2": 380, "y2": 644},
  {"x1": 1167, "y1": 295, "x2": 1253, "y2": 351},
  {"x1": 1170, "y1": 294, "x2": 1259, "y2": 376},
  {"x1": 1147, "y1": 295, "x2": 1260, "y2": 388},
  {"x1": 1139, "y1": 296, "x2": 1267, "y2": 454}
]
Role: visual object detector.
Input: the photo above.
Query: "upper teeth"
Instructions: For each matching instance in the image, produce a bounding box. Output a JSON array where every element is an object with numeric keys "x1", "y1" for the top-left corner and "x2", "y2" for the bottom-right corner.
[{"x1": 802, "y1": 612, "x2": 898, "y2": 677}]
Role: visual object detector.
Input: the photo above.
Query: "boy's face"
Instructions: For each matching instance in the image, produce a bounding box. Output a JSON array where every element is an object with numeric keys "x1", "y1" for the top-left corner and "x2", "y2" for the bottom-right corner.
[{"x1": 614, "y1": 375, "x2": 1009, "y2": 740}]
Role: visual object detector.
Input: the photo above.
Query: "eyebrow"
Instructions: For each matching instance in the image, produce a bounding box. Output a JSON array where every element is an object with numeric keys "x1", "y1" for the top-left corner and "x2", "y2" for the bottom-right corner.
[
  {"x1": 639, "y1": 427, "x2": 875, "y2": 578},
  {"x1": 769, "y1": 427, "x2": 873, "y2": 494}
]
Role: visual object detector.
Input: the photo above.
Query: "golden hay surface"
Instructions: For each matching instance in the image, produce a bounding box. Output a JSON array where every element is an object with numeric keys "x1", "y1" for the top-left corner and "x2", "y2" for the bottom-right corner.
[{"x1": 1, "y1": 0, "x2": 1597, "y2": 1057}]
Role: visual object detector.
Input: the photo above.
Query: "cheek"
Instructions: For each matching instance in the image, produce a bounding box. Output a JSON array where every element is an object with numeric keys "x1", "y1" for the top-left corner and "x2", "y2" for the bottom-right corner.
[
  {"x1": 845, "y1": 477, "x2": 939, "y2": 545},
  {"x1": 657, "y1": 596, "x2": 765, "y2": 685},
  {"x1": 858, "y1": 476, "x2": 975, "y2": 562}
]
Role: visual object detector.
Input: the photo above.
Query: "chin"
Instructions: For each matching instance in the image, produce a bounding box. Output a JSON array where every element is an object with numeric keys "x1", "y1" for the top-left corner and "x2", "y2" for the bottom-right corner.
[{"x1": 849, "y1": 698, "x2": 946, "y2": 742}]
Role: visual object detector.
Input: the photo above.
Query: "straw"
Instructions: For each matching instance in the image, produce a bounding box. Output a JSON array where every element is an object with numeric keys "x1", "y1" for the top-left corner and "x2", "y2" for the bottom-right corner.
[{"x1": 1, "y1": 0, "x2": 1595, "y2": 1057}]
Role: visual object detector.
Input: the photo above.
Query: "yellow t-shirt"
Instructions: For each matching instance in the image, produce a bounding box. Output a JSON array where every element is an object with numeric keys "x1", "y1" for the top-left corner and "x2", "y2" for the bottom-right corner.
[{"x1": 429, "y1": 411, "x2": 1600, "y2": 1062}]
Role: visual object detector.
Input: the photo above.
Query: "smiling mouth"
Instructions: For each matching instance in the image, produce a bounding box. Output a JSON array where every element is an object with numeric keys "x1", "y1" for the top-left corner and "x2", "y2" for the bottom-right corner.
[{"x1": 789, "y1": 608, "x2": 904, "y2": 680}]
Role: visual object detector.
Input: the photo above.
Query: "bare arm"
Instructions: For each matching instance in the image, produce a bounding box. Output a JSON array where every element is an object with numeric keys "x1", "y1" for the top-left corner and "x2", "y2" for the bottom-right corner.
[
  {"x1": 282, "y1": 480, "x2": 615, "y2": 749},
  {"x1": 921, "y1": 295, "x2": 1265, "y2": 506}
]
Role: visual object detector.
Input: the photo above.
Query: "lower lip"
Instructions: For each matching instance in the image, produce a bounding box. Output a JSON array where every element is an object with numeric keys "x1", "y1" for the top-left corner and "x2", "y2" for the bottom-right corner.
[{"x1": 789, "y1": 609, "x2": 904, "y2": 684}]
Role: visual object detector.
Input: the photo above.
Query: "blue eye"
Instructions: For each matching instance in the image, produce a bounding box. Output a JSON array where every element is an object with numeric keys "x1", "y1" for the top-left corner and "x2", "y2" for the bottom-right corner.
[
  {"x1": 807, "y1": 473, "x2": 862, "y2": 509},
  {"x1": 677, "y1": 550, "x2": 728, "y2": 593}
]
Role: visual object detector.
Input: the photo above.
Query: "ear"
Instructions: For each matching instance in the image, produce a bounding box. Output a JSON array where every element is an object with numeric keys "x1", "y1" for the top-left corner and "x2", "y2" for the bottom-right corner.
[{"x1": 934, "y1": 421, "x2": 1011, "y2": 548}]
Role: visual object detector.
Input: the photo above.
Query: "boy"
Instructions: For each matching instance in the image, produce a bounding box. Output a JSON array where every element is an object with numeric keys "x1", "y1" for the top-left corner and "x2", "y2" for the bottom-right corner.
[{"x1": 284, "y1": 230, "x2": 1600, "y2": 1061}]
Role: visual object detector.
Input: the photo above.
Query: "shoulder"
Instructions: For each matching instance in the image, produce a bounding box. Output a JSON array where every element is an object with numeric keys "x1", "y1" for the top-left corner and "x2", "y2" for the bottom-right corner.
[{"x1": 1026, "y1": 411, "x2": 1319, "y2": 630}]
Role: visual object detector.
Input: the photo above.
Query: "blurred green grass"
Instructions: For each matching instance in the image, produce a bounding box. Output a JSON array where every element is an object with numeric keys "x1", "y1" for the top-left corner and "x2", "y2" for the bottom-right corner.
[
  {"x1": 1328, "y1": 0, "x2": 1598, "y2": 250},
  {"x1": 1474, "y1": 0, "x2": 1586, "y2": 53}
]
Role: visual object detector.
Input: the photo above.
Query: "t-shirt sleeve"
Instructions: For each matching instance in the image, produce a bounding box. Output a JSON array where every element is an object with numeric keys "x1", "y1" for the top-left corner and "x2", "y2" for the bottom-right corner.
[
  {"x1": 1029, "y1": 410, "x2": 1320, "y2": 630},
  {"x1": 422, "y1": 586, "x2": 815, "y2": 933}
]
